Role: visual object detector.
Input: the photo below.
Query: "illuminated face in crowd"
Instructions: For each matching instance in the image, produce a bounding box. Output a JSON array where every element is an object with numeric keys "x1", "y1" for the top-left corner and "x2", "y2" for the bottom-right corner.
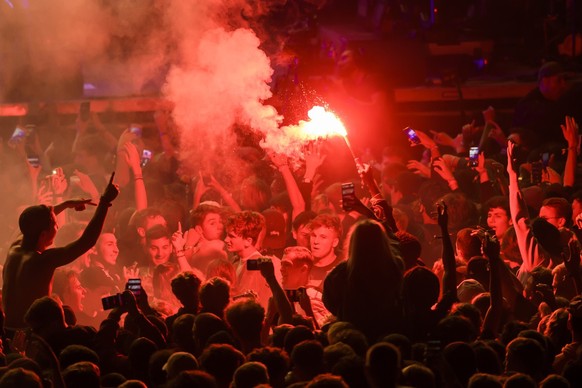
[
  {"x1": 64, "y1": 275, "x2": 86, "y2": 313},
  {"x1": 198, "y1": 213, "x2": 224, "y2": 241},
  {"x1": 487, "y1": 207, "x2": 511, "y2": 240},
  {"x1": 224, "y1": 228, "x2": 247, "y2": 255},
  {"x1": 310, "y1": 226, "x2": 339, "y2": 262},
  {"x1": 147, "y1": 237, "x2": 172, "y2": 266},
  {"x1": 95, "y1": 233, "x2": 119, "y2": 266}
]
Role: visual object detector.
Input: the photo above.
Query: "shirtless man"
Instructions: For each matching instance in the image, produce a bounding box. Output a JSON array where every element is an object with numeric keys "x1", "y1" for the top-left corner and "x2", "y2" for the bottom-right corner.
[{"x1": 2, "y1": 173, "x2": 118, "y2": 331}]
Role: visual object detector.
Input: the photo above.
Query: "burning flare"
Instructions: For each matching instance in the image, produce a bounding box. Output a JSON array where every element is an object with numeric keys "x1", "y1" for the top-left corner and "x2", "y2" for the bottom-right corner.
[
  {"x1": 261, "y1": 105, "x2": 349, "y2": 160},
  {"x1": 301, "y1": 106, "x2": 348, "y2": 139}
]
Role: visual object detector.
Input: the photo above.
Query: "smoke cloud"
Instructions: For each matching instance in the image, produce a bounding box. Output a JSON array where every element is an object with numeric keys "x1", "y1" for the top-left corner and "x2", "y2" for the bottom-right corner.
[
  {"x1": 0, "y1": 0, "x2": 330, "y2": 175},
  {"x1": 161, "y1": 0, "x2": 286, "y2": 176}
]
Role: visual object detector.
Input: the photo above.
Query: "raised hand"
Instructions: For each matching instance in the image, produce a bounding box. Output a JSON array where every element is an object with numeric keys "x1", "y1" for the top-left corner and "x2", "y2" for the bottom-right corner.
[
  {"x1": 266, "y1": 150, "x2": 288, "y2": 170},
  {"x1": 506, "y1": 140, "x2": 517, "y2": 176},
  {"x1": 116, "y1": 128, "x2": 138, "y2": 152},
  {"x1": 122, "y1": 142, "x2": 142, "y2": 173},
  {"x1": 304, "y1": 142, "x2": 326, "y2": 180},
  {"x1": 414, "y1": 129, "x2": 438, "y2": 149},
  {"x1": 430, "y1": 130, "x2": 456, "y2": 148},
  {"x1": 407, "y1": 159, "x2": 431, "y2": 178},
  {"x1": 482, "y1": 106, "x2": 496, "y2": 123},
  {"x1": 437, "y1": 201, "x2": 448, "y2": 229},
  {"x1": 49, "y1": 168, "x2": 68, "y2": 195},
  {"x1": 172, "y1": 222, "x2": 186, "y2": 252},
  {"x1": 121, "y1": 290, "x2": 139, "y2": 315},
  {"x1": 66, "y1": 198, "x2": 97, "y2": 211},
  {"x1": 101, "y1": 172, "x2": 119, "y2": 204},
  {"x1": 123, "y1": 262, "x2": 140, "y2": 283},
  {"x1": 72, "y1": 169, "x2": 99, "y2": 198},
  {"x1": 258, "y1": 257, "x2": 276, "y2": 282},
  {"x1": 37, "y1": 183, "x2": 53, "y2": 206},
  {"x1": 561, "y1": 115, "x2": 579, "y2": 148},
  {"x1": 433, "y1": 158, "x2": 456, "y2": 184}
]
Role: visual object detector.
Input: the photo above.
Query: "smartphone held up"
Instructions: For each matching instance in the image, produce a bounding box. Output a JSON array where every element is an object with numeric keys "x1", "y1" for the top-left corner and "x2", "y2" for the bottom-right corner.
[
  {"x1": 341, "y1": 182, "x2": 356, "y2": 211},
  {"x1": 403, "y1": 127, "x2": 421, "y2": 145},
  {"x1": 469, "y1": 147, "x2": 479, "y2": 167}
]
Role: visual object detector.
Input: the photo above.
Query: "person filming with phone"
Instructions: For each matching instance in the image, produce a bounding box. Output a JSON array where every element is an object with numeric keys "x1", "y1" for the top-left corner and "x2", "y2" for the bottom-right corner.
[
  {"x1": 225, "y1": 211, "x2": 281, "y2": 309},
  {"x1": 2, "y1": 172, "x2": 119, "y2": 334}
]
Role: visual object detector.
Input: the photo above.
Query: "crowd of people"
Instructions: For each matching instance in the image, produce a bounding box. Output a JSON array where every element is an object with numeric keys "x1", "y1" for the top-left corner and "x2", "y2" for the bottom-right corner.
[{"x1": 0, "y1": 58, "x2": 582, "y2": 388}]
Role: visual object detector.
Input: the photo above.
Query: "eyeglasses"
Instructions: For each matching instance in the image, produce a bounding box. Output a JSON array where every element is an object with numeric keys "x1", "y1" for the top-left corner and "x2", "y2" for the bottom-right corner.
[{"x1": 540, "y1": 216, "x2": 560, "y2": 221}]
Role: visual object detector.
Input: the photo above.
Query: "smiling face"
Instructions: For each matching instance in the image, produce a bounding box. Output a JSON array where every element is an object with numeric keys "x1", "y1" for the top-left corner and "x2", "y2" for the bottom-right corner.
[
  {"x1": 64, "y1": 274, "x2": 86, "y2": 312},
  {"x1": 95, "y1": 233, "x2": 119, "y2": 266},
  {"x1": 147, "y1": 236, "x2": 172, "y2": 266}
]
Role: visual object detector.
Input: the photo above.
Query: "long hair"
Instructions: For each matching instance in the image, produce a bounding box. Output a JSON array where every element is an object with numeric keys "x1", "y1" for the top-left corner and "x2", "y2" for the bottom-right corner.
[
  {"x1": 343, "y1": 219, "x2": 404, "y2": 339},
  {"x1": 346, "y1": 219, "x2": 403, "y2": 291}
]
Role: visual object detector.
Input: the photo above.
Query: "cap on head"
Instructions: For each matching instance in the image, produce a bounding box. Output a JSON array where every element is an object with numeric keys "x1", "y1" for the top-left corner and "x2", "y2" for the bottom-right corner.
[
  {"x1": 262, "y1": 208, "x2": 286, "y2": 250},
  {"x1": 538, "y1": 61, "x2": 565, "y2": 82}
]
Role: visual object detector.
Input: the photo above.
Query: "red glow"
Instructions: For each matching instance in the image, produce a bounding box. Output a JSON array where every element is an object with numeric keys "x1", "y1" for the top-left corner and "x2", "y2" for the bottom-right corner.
[{"x1": 301, "y1": 106, "x2": 348, "y2": 139}]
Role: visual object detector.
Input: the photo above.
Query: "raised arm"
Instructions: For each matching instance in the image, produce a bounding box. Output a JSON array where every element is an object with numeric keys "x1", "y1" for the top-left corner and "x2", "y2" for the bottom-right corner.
[
  {"x1": 507, "y1": 141, "x2": 545, "y2": 277},
  {"x1": 259, "y1": 258, "x2": 293, "y2": 324},
  {"x1": 268, "y1": 151, "x2": 305, "y2": 220},
  {"x1": 561, "y1": 116, "x2": 579, "y2": 188},
  {"x1": 433, "y1": 158, "x2": 459, "y2": 191},
  {"x1": 47, "y1": 173, "x2": 119, "y2": 267},
  {"x1": 121, "y1": 142, "x2": 147, "y2": 210},
  {"x1": 480, "y1": 231, "x2": 503, "y2": 339},
  {"x1": 114, "y1": 129, "x2": 138, "y2": 188},
  {"x1": 415, "y1": 129, "x2": 441, "y2": 159},
  {"x1": 360, "y1": 163, "x2": 398, "y2": 232},
  {"x1": 122, "y1": 290, "x2": 166, "y2": 348},
  {"x1": 437, "y1": 202, "x2": 457, "y2": 302}
]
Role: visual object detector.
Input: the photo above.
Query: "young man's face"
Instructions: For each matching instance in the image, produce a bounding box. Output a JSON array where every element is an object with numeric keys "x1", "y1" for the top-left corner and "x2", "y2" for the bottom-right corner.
[
  {"x1": 96, "y1": 233, "x2": 119, "y2": 266},
  {"x1": 198, "y1": 212, "x2": 224, "y2": 241},
  {"x1": 64, "y1": 275, "x2": 86, "y2": 312},
  {"x1": 310, "y1": 226, "x2": 339, "y2": 261},
  {"x1": 487, "y1": 207, "x2": 511, "y2": 239},
  {"x1": 147, "y1": 237, "x2": 172, "y2": 266},
  {"x1": 224, "y1": 228, "x2": 247, "y2": 254}
]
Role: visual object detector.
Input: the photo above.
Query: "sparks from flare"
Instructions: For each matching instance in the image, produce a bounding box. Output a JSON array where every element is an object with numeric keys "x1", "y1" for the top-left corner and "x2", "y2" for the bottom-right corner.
[
  {"x1": 261, "y1": 105, "x2": 357, "y2": 165},
  {"x1": 300, "y1": 106, "x2": 348, "y2": 139},
  {"x1": 302, "y1": 106, "x2": 360, "y2": 164}
]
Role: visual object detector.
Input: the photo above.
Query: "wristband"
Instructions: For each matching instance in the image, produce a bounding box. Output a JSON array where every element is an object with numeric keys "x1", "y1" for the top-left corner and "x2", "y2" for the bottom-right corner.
[{"x1": 134, "y1": 177, "x2": 143, "y2": 181}]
